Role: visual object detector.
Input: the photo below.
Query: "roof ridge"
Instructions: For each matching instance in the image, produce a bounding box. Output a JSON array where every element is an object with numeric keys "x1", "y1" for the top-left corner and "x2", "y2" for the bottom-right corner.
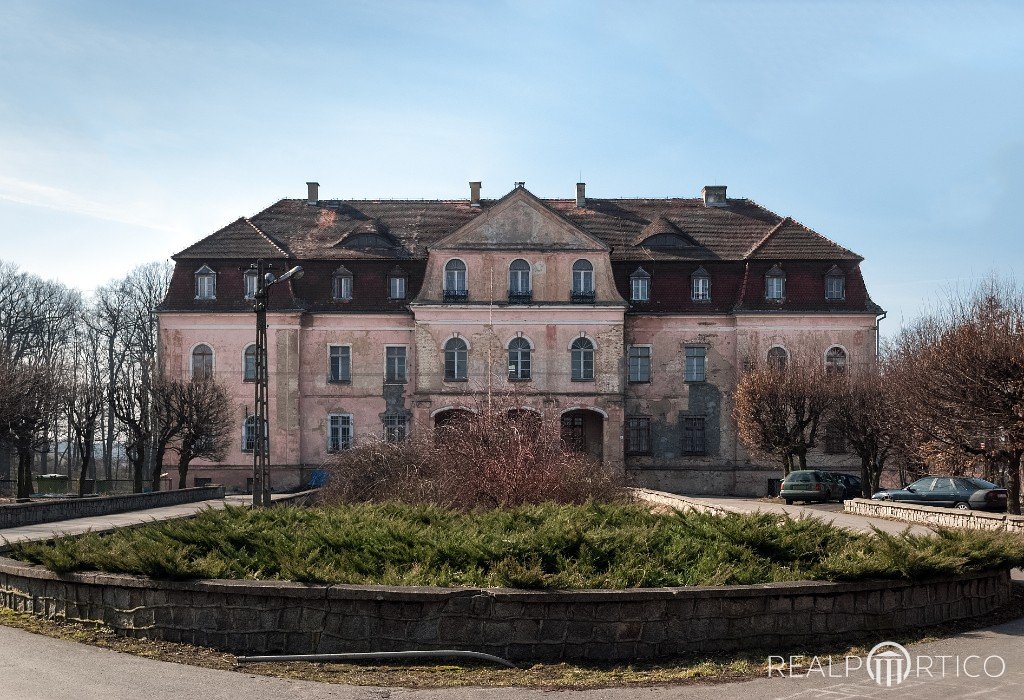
[
  {"x1": 242, "y1": 217, "x2": 289, "y2": 257},
  {"x1": 744, "y1": 217, "x2": 790, "y2": 259}
]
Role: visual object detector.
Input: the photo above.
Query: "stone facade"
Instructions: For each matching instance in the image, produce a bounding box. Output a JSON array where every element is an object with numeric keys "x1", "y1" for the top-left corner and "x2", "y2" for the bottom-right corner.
[
  {"x1": 158, "y1": 183, "x2": 882, "y2": 495},
  {"x1": 0, "y1": 555, "x2": 1009, "y2": 662}
]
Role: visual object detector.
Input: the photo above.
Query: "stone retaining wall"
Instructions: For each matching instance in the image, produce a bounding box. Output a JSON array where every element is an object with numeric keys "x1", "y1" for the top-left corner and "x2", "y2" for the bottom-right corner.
[
  {"x1": 0, "y1": 486, "x2": 225, "y2": 530},
  {"x1": 0, "y1": 555, "x2": 1009, "y2": 662},
  {"x1": 629, "y1": 487, "x2": 734, "y2": 516},
  {"x1": 845, "y1": 498, "x2": 1024, "y2": 534}
]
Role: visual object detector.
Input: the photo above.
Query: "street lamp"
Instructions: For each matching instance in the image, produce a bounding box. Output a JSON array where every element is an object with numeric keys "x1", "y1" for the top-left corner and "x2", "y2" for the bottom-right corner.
[{"x1": 251, "y1": 260, "x2": 303, "y2": 507}]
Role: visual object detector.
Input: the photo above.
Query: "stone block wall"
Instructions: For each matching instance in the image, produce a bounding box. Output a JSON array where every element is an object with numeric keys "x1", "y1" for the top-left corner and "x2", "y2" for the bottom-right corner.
[
  {"x1": 0, "y1": 486, "x2": 225, "y2": 530},
  {"x1": 0, "y1": 554, "x2": 1010, "y2": 662},
  {"x1": 845, "y1": 498, "x2": 1024, "y2": 534}
]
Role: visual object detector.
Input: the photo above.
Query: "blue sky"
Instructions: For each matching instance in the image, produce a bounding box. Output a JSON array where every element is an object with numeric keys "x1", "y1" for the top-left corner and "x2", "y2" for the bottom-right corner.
[{"x1": 1, "y1": 1, "x2": 1022, "y2": 331}]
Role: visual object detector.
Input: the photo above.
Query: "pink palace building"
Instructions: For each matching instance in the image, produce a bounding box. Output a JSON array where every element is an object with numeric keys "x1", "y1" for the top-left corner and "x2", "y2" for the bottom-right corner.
[{"x1": 157, "y1": 181, "x2": 883, "y2": 495}]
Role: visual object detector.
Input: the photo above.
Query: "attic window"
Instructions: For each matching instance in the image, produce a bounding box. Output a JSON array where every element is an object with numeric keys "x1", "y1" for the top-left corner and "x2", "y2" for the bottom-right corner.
[
  {"x1": 691, "y1": 266, "x2": 710, "y2": 301},
  {"x1": 765, "y1": 265, "x2": 785, "y2": 301},
  {"x1": 332, "y1": 266, "x2": 353, "y2": 301},
  {"x1": 640, "y1": 233, "x2": 690, "y2": 248},
  {"x1": 388, "y1": 267, "x2": 407, "y2": 300},
  {"x1": 630, "y1": 268, "x2": 650, "y2": 302},
  {"x1": 195, "y1": 265, "x2": 216, "y2": 300},
  {"x1": 825, "y1": 266, "x2": 846, "y2": 301},
  {"x1": 243, "y1": 270, "x2": 258, "y2": 300}
]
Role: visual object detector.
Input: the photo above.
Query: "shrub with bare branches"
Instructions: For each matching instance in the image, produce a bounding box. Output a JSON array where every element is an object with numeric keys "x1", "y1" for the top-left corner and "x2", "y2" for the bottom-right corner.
[{"x1": 323, "y1": 394, "x2": 623, "y2": 509}]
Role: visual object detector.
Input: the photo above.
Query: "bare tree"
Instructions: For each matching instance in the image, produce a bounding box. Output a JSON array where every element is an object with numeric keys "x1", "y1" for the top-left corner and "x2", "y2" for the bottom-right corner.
[
  {"x1": 890, "y1": 278, "x2": 1024, "y2": 513},
  {"x1": 832, "y1": 362, "x2": 900, "y2": 496},
  {"x1": 734, "y1": 341, "x2": 837, "y2": 475},
  {"x1": 165, "y1": 378, "x2": 231, "y2": 489}
]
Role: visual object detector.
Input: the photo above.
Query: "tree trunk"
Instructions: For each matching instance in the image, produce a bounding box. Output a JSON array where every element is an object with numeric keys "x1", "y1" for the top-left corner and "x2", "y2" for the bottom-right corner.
[
  {"x1": 78, "y1": 450, "x2": 92, "y2": 497},
  {"x1": 1009, "y1": 453, "x2": 1023, "y2": 516},
  {"x1": 151, "y1": 444, "x2": 167, "y2": 491},
  {"x1": 0, "y1": 441, "x2": 12, "y2": 494},
  {"x1": 16, "y1": 448, "x2": 32, "y2": 499},
  {"x1": 860, "y1": 456, "x2": 871, "y2": 498},
  {"x1": 177, "y1": 453, "x2": 190, "y2": 490}
]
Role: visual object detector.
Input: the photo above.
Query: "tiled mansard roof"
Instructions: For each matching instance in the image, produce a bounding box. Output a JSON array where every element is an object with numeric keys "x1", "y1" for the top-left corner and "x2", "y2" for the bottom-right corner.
[{"x1": 164, "y1": 187, "x2": 880, "y2": 315}]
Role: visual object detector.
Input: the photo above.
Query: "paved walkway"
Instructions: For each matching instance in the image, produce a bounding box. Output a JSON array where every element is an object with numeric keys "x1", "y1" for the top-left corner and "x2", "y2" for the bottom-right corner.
[
  {"x1": 0, "y1": 493, "x2": 284, "y2": 545},
  {"x1": 1, "y1": 614, "x2": 1021, "y2": 699}
]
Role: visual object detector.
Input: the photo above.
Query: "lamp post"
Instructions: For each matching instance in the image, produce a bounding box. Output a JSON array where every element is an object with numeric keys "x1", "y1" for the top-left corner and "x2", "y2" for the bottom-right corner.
[{"x1": 250, "y1": 260, "x2": 303, "y2": 508}]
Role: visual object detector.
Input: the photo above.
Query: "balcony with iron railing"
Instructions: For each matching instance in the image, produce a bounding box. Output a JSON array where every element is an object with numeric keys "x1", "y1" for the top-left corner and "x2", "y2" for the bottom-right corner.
[
  {"x1": 443, "y1": 289, "x2": 469, "y2": 303},
  {"x1": 570, "y1": 289, "x2": 596, "y2": 304},
  {"x1": 507, "y1": 291, "x2": 532, "y2": 304}
]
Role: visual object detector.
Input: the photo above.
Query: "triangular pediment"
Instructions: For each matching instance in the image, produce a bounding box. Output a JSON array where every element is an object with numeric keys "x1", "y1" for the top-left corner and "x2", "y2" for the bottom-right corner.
[{"x1": 431, "y1": 187, "x2": 609, "y2": 252}]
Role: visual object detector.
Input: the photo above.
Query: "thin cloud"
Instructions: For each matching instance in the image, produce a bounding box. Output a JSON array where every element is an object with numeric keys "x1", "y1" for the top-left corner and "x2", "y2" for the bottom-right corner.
[{"x1": 0, "y1": 175, "x2": 184, "y2": 235}]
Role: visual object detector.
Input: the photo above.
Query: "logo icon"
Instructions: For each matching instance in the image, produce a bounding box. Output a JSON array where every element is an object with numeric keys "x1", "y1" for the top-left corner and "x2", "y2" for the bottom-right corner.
[{"x1": 867, "y1": 641, "x2": 912, "y2": 687}]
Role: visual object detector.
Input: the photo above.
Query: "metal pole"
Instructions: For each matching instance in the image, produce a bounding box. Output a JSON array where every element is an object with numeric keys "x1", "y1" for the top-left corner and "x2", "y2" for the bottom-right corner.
[{"x1": 253, "y1": 260, "x2": 271, "y2": 508}]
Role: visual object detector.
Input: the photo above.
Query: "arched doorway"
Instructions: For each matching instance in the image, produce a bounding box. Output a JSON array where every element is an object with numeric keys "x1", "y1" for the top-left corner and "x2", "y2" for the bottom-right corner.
[
  {"x1": 560, "y1": 409, "x2": 604, "y2": 461},
  {"x1": 433, "y1": 407, "x2": 475, "y2": 431}
]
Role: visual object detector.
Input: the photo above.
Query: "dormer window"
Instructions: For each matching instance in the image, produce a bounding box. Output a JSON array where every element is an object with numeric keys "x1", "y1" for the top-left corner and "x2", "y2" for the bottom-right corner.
[
  {"x1": 630, "y1": 268, "x2": 650, "y2": 302},
  {"x1": 444, "y1": 259, "x2": 468, "y2": 302},
  {"x1": 332, "y1": 266, "x2": 353, "y2": 301},
  {"x1": 825, "y1": 266, "x2": 845, "y2": 301},
  {"x1": 691, "y1": 267, "x2": 710, "y2": 301},
  {"x1": 243, "y1": 270, "x2": 258, "y2": 300},
  {"x1": 195, "y1": 265, "x2": 216, "y2": 300},
  {"x1": 388, "y1": 267, "x2": 407, "y2": 300},
  {"x1": 765, "y1": 265, "x2": 785, "y2": 301}
]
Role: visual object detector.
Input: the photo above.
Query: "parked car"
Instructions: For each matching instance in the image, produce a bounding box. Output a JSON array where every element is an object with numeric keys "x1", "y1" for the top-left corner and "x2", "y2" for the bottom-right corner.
[
  {"x1": 780, "y1": 470, "x2": 844, "y2": 504},
  {"x1": 829, "y1": 472, "x2": 863, "y2": 499},
  {"x1": 871, "y1": 476, "x2": 1008, "y2": 512}
]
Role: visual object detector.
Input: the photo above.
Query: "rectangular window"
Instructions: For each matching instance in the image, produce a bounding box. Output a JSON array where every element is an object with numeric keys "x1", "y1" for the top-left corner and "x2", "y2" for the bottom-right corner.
[
  {"x1": 196, "y1": 274, "x2": 216, "y2": 299},
  {"x1": 684, "y1": 346, "x2": 706, "y2": 382},
  {"x1": 573, "y1": 269, "x2": 593, "y2": 294},
  {"x1": 389, "y1": 276, "x2": 407, "y2": 300},
  {"x1": 333, "y1": 275, "x2": 353, "y2": 300},
  {"x1": 824, "y1": 422, "x2": 846, "y2": 454},
  {"x1": 626, "y1": 417, "x2": 651, "y2": 455},
  {"x1": 327, "y1": 414, "x2": 353, "y2": 452},
  {"x1": 194, "y1": 477, "x2": 213, "y2": 487},
  {"x1": 692, "y1": 276, "x2": 710, "y2": 301},
  {"x1": 628, "y1": 346, "x2": 651, "y2": 382},
  {"x1": 766, "y1": 276, "x2": 785, "y2": 300},
  {"x1": 631, "y1": 277, "x2": 649, "y2": 302},
  {"x1": 682, "y1": 416, "x2": 706, "y2": 455},
  {"x1": 385, "y1": 346, "x2": 407, "y2": 383},
  {"x1": 329, "y1": 345, "x2": 351, "y2": 383},
  {"x1": 825, "y1": 276, "x2": 845, "y2": 300},
  {"x1": 244, "y1": 273, "x2": 258, "y2": 300},
  {"x1": 383, "y1": 413, "x2": 408, "y2": 443}
]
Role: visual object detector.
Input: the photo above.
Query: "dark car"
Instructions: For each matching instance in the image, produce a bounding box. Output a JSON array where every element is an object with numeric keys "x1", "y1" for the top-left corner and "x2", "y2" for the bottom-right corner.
[
  {"x1": 872, "y1": 476, "x2": 1008, "y2": 512},
  {"x1": 829, "y1": 472, "x2": 863, "y2": 499},
  {"x1": 780, "y1": 470, "x2": 844, "y2": 504}
]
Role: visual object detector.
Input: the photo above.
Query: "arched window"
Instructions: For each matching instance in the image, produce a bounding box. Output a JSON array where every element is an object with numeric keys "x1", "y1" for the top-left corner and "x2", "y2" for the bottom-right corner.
[
  {"x1": 691, "y1": 266, "x2": 710, "y2": 301},
  {"x1": 444, "y1": 337, "x2": 468, "y2": 380},
  {"x1": 630, "y1": 267, "x2": 650, "y2": 302},
  {"x1": 765, "y1": 265, "x2": 785, "y2": 301},
  {"x1": 243, "y1": 344, "x2": 257, "y2": 381},
  {"x1": 572, "y1": 259, "x2": 594, "y2": 301},
  {"x1": 825, "y1": 346, "x2": 848, "y2": 374},
  {"x1": 508, "y1": 259, "x2": 531, "y2": 302},
  {"x1": 194, "y1": 265, "x2": 216, "y2": 300},
  {"x1": 332, "y1": 266, "x2": 353, "y2": 301},
  {"x1": 767, "y1": 346, "x2": 788, "y2": 371},
  {"x1": 570, "y1": 337, "x2": 595, "y2": 380},
  {"x1": 825, "y1": 266, "x2": 846, "y2": 301},
  {"x1": 508, "y1": 337, "x2": 532, "y2": 380},
  {"x1": 444, "y1": 259, "x2": 468, "y2": 301},
  {"x1": 191, "y1": 344, "x2": 214, "y2": 379}
]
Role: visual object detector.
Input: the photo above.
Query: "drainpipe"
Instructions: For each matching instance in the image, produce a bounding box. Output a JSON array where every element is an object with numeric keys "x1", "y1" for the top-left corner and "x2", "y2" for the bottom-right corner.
[{"x1": 874, "y1": 311, "x2": 887, "y2": 359}]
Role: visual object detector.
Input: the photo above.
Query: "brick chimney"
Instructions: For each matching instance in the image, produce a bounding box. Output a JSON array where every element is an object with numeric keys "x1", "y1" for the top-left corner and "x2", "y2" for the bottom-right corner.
[
  {"x1": 306, "y1": 181, "x2": 319, "y2": 204},
  {"x1": 702, "y1": 185, "x2": 727, "y2": 207},
  {"x1": 469, "y1": 181, "x2": 482, "y2": 207},
  {"x1": 575, "y1": 182, "x2": 586, "y2": 208}
]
